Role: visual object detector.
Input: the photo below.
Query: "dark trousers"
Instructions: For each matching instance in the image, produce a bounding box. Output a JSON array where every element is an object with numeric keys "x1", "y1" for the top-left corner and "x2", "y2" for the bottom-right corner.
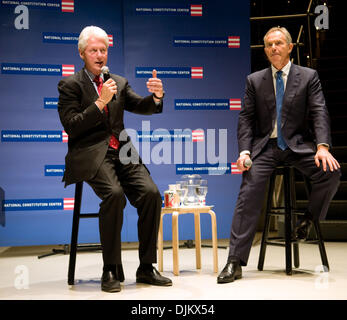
[
  {"x1": 86, "y1": 147, "x2": 162, "y2": 266},
  {"x1": 228, "y1": 139, "x2": 341, "y2": 266}
]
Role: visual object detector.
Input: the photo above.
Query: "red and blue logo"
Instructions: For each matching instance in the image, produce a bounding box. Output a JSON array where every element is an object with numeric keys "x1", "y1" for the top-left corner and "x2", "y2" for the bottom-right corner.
[
  {"x1": 136, "y1": 67, "x2": 203, "y2": 79},
  {"x1": 1, "y1": 130, "x2": 68, "y2": 142},
  {"x1": 3, "y1": 198, "x2": 75, "y2": 211},
  {"x1": 1, "y1": 63, "x2": 74, "y2": 76}
]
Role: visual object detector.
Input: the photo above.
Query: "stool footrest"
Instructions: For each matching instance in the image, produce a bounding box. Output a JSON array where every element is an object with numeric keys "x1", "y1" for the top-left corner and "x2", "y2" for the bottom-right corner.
[
  {"x1": 79, "y1": 213, "x2": 99, "y2": 218},
  {"x1": 268, "y1": 209, "x2": 305, "y2": 215},
  {"x1": 266, "y1": 237, "x2": 321, "y2": 246}
]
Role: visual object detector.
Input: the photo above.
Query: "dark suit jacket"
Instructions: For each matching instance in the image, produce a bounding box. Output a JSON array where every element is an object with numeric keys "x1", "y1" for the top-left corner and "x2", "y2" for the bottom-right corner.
[
  {"x1": 238, "y1": 63, "x2": 331, "y2": 159},
  {"x1": 58, "y1": 68, "x2": 162, "y2": 186}
]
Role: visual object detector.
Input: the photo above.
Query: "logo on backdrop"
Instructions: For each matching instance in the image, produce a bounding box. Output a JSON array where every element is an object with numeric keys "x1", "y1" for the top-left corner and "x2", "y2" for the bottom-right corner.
[
  {"x1": 44, "y1": 165, "x2": 65, "y2": 176},
  {"x1": 134, "y1": 4, "x2": 202, "y2": 16},
  {"x1": 175, "y1": 99, "x2": 241, "y2": 110},
  {"x1": 3, "y1": 198, "x2": 74, "y2": 211},
  {"x1": 173, "y1": 36, "x2": 240, "y2": 48},
  {"x1": 42, "y1": 33, "x2": 114, "y2": 46},
  {"x1": 1, "y1": 130, "x2": 68, "y2": 142},
  {"x1": 1, "y1": 63, "x2": 74, "y2": 76},
  {"x1": 135, "y1": 67, "x2": 203, "y2": 79},
  {"x1": 44, "y1": 98, "x2": 58, "y2": 109},
  {"x1": 1, "y1": 0, "x2": 74, "y2": 12}
]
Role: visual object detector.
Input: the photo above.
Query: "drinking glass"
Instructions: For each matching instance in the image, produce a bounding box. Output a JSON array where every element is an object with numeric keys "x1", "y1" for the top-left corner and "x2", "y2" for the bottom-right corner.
[
  {"x1": 195, "y1": 186, "x2": 208, "y2": 206},
  {"x1": 176, "y1": 188, "x2": 188, "y2": 207}
]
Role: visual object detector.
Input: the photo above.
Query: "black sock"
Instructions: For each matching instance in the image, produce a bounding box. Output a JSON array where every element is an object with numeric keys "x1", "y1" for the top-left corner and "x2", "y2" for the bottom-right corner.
[
  {"x1": 227, "y1": 256, "x2": 240, "y2": 264},
  {"x1": 139, "y1": 263, "x2": 153, "y2": 270},
  {"x1": 103, "y1": 264, "x2": 117, "y2": 272}
]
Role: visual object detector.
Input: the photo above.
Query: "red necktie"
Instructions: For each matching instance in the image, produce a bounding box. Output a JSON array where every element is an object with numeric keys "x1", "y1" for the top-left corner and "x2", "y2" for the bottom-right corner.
[{"x1": 94, "y1": 75, "x2": 120, "y2": 150}]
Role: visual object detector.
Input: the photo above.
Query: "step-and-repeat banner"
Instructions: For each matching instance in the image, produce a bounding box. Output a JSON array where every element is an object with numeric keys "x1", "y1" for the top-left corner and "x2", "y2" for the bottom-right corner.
[{"x1": 0, "y1": 0, "x2": 250, "y2": 246}]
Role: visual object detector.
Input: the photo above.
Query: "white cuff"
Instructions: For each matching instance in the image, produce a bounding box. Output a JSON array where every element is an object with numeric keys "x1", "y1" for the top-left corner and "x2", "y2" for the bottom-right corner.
[{"x1": 240, "y1": 150, "x2": 251, "y2": 156}]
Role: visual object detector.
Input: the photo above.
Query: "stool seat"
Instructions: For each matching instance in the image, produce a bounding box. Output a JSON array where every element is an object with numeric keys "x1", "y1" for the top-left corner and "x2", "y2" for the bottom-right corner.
[
  {"x1": 257, "y1": 165, "x2": 329, "y2": 275},
  {"x1": 158, "y1": 206, "x2": 218, "y2": 276}
]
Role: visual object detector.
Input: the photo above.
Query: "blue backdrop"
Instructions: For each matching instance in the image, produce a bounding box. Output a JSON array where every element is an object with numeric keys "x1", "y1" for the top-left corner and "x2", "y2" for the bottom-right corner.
[{"x1": 0, "y1": 0, "x2": 250, "y2": 246}]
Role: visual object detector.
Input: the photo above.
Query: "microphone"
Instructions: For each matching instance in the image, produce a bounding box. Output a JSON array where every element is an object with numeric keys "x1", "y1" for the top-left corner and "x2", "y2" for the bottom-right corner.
[
  {"x1": 101, "y1": 66, "x2": 116, "y2": 100},
  {"x1": 101, "y1": 66, "x2": 110, "y2": 80},
  {"x1": 244, "y1": 158, "x2": 252, "y2": 168}
]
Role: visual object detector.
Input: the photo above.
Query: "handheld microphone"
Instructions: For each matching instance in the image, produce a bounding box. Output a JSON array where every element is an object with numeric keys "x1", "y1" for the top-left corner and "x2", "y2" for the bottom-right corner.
[
  {"x1": 244, "y1": 158, "x2": 252, "y2": 168},
  {"x1": 101, "y1": 66, "x2": 116, "y2": 100}
]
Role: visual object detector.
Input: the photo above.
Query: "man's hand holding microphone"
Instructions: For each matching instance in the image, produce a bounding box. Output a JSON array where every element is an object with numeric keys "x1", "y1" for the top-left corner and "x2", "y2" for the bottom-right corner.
[
  {"x1": 95, "y1": 79, "x2": 117, "y2": 112},
  {"x1": 236, "y1": 154, "x2": 252, "y2": 172}
]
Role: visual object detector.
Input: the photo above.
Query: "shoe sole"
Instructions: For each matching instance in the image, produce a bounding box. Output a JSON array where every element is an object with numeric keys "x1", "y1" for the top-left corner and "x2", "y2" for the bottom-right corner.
[
  {"x1": 101, "y1": 285, "x2": 121, "y2": 293},
  {"x1": 136, "y1": 278, "x2": 173, "y2": 286},
  {"x1": 217, "y1": 274, "x2": 242, "y2": 284},
  {"x1": 101, "y1": 287, "x2": 121, "y2": 293}
]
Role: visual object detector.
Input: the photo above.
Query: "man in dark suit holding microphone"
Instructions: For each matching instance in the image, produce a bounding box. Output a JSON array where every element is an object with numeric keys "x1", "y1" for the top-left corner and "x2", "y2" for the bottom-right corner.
[
  {"x1": 217, "y1": 26, "x2": 341, "y2": 283},
  {"x1": 58, "y1": 25, "x2": 172, "y2": 292}
]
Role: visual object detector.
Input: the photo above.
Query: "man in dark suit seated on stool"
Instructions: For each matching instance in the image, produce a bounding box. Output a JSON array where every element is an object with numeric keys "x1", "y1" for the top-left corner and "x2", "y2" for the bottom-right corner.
[
  {"x1": 217, "y1": 26, "x2": 341, "y2": 284},
  {"x1": 58, "y1": 25, "x2": 172, "y2": 292}
]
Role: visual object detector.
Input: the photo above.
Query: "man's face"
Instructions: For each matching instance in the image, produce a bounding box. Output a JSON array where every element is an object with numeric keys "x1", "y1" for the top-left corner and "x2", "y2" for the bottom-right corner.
[
  {"x1": 264, "y1": 30, "x2": 293, "y2": 70},
  {"x1": 79, "y1": 36, "x2": 108, "y2": 76}
]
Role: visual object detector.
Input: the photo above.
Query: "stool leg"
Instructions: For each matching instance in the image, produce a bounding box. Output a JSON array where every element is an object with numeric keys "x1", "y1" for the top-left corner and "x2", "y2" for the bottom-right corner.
[
  {"x1": 293, "y1": 208, "x2": 300, "y2": 268},
  {"x1": 283, "y1": 168, "x2": 293, "y2": 275},
  {"x1": 258, "y1": 173, "x2": 276, "y2": 271},
  {"x1": 313, "y1": 220, "x2": 330, "y2": 271},
  {"x1": 293, "y1": 242, "x2": 300, "y2": 268},
  {"x1": 158, "y1": 213, "x2": 164, "y2": 272},
  {"x1": 172, "y1": 211, "x2": 179, "y2": 276},
  {"x1": 68, "y1": 182, "x2": 83, "y2": 285},
  {"x1": 290, "y1": 171, "x2": 300, "y2": 269},
  {"x1": 209, "y1": 210, "x2": 218, "y2": 273},
  {"x1": 193, "y1": 211, "x2": 202, "y2": 270}
]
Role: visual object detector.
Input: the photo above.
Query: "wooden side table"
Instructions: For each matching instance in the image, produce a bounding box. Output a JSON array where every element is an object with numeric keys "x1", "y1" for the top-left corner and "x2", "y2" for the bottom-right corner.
[{"x1": 157, "y1": 205, "x2": 218, "y2": 276}]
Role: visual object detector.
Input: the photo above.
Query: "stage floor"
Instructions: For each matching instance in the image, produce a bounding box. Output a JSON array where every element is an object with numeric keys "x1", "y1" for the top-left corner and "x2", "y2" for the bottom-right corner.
[{"x1": 1, "y1": 236, "x2": 347, "y2": 300}]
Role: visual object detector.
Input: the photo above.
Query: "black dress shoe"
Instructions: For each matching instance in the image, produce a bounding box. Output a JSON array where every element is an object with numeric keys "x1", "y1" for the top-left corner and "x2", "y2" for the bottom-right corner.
[
  {"x1": 217, "y1": 261, "x2": 242, "y2": 284},
  {"x1": 136, "y1": 265, "x2": 172, "y2": 286},
  {"x1": 101, "y1": 270, "x2": 121, "y2": 293},
  {"x1": 295, "y1": 218, "x2": 313, "y2": 241}
]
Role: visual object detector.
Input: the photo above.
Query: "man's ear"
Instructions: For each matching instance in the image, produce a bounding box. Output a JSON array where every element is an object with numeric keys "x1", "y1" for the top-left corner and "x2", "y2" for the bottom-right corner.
[
  {"x1": 288, "y1": 42, "x2": 294, "y2": 54},
  {"x1": 79, "y1": 49, "x2": 84, "y2": 60}
]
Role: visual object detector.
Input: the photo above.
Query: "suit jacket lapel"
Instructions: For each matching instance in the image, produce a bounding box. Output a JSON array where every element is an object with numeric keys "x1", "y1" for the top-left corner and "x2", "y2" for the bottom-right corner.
[
  {"x1": 262, "y1": 67, "x2": 276, "y2": 126},
  {"x1": 282, "y1": 64, "x2": 301, "y2": 126},
  {"x1": 80, "y1": 69, "x2": 108, "y2": 120},
  {"x1": 80, "y1": 68, "x2": 98, "y2": 100}
]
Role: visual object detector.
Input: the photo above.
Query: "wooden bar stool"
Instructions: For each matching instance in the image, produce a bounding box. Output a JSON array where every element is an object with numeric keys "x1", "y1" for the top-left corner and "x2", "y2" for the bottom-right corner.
[
  {"x1": 257, "y1": 165, "x2": 329, "y2": 275},
  {"x1": 157, "y1": 206, "x2": 218, "y2": 276}
]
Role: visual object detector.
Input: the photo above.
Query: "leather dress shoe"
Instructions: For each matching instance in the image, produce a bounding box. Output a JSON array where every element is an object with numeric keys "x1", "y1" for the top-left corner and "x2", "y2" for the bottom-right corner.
[
  {"x1": 136, "y1": 265, "x2": 172, "y2": 286},
  {"x1": 295, "y1": 218, "x2": 313, "y2": 241},
  {"x1": 217, "y1": 261, "x2": 242, "y2": 284},
  {"x1": 101, "y1": 270, "x2": 121, "y2": 293}
]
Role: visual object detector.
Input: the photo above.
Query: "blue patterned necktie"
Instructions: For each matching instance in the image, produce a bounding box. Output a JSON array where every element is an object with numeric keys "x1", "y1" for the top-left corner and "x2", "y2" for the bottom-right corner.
[{"x1": 276, "y1": 70, "x2": 288, "y2": 150}]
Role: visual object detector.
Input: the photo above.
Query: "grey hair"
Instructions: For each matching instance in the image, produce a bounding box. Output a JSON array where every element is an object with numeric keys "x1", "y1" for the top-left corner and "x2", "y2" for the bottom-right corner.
[
  {"x1": 78, "y1": 26, "x2": 109, "y2": 52},
  {"x1": 263, "y1": 26, "x2": 292, "y2": 45}
]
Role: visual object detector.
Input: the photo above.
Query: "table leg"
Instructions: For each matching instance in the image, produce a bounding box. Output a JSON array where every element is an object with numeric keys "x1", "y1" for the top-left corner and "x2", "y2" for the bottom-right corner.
[
  {"x1": 194, "y1": 211, "x2": 202, "y2": 269},
  {"x1": 172, "y1": 211, "x2": 179, "y2": 275},
  {"x1": 209, "y1": 210, "x2": 218, "y2": 273},
  {"x1": 158, "y1": 213, "x2": 164, "y2": 272}
]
